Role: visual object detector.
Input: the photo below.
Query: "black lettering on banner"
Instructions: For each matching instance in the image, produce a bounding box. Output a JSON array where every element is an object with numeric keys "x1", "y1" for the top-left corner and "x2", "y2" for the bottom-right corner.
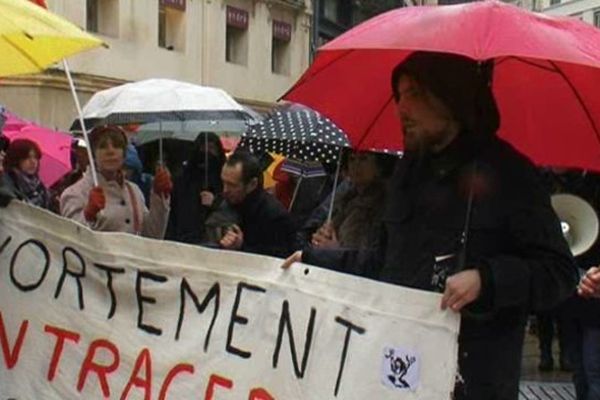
[
  {"x1": 0, "y1": 236, "x2": 12, "y2": 255},
  {"x1": 94, "y1": 263, "x2": 126, "y2": 319},
  {"x1": 136, "y1": 270, "x2": 168, "y2": 336},
  {"x1": 226, "y1": 282, "x2": 266, "y2": 359},
  {"x1": 272, "y1": 300, "x2": 316, "y2": 379},
  {"x1": 176, "y1": 280, "x2": 220, "y2": 352},
  {"x1": 334, "y1": 316, "x2": 366, "y2": 397},
  {"x1": 10, "y1": 239, "x2": 50, "y2": 292},
  {"x1": 54, "y1": 247, "x2": 86, "y2": 310}
]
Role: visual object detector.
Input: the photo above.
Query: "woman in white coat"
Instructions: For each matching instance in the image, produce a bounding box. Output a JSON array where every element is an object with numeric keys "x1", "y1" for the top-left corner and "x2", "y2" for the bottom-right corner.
[{"x1": 60, "y1": 126, "x2": 172, "y2": 239}]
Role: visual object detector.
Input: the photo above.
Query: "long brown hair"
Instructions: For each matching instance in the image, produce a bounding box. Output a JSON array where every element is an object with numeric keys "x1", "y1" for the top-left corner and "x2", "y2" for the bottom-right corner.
[{"x1": 3, "y1": 139, "x2": 42, "y2": 172}]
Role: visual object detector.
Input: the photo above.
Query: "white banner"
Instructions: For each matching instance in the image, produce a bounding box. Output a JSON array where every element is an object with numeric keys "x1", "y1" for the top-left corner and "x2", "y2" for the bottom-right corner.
[{"x1": 0, "y1": 202, "x2": 459, "y2": 399}]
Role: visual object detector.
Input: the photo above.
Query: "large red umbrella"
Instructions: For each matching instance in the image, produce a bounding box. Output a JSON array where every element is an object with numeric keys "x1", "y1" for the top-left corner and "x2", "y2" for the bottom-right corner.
[{"x1": 284, "y1": 1, "x2": 600, "y2": 171}]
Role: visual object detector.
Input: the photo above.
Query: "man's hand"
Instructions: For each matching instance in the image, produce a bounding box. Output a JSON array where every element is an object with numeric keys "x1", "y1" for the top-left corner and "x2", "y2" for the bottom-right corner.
[
  {"x1": 441, "y1": 269, "x2": 482, "y2": 312},
  {"x1": 219, "y1": 224, "x2": 244, "y2": 250},
  {"x1": 311, "y1": 222, "x2": 339, "y2": 249},
  {"x1": 578, "y1": 266, "x2": 600, "y2": 299},
  {"x1": 200, "y1": 190, "x2": 215, "y2": 207},
  {"x1": 282, "y1": 251, "x2": 303, "y2": 269}
]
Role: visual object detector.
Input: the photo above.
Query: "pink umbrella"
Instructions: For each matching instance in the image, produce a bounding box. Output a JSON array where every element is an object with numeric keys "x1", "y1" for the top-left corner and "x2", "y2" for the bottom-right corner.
[
  {"x1": 3, "y1": 110, "x2": 27, "y2": 131},
  {"x1": 3, "y1": 112, "x2": 72, "y2": 187}
]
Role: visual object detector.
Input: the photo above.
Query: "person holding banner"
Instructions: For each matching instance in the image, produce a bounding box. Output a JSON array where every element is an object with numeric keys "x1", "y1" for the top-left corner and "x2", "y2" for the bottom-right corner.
[
  {"x1": 219, "y1": 151, "x2": 295, "y2": 257},
  {"x1": 580, "y1": 267, "x2": 600, "y2": 298},
  {"x1": 284, "y1": 51, "x2": 577, "y2": 400},
  {"x1": 2, "y1": 138, "x2": 51, "y2": 210},
  {"x1": 60, "y1": 126, "x2": 172, "y2": 238},
  {"x1": 310, "y1": 150, "x2": 395, "y2": 250}
]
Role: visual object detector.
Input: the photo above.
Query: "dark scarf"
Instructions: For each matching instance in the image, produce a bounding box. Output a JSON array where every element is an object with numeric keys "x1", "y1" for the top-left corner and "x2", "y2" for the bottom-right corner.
[{"x1": 10, "y1": 169, "x2": 49, "y2": 208}]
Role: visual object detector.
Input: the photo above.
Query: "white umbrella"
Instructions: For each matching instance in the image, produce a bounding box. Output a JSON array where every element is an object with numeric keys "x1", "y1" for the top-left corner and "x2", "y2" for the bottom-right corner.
[
  {"x1": 74, "y1": 79, "x2": 256, "y2": 130},
  {"x1": 72, "y1": 78, "x2": 259, "y2": 163}
]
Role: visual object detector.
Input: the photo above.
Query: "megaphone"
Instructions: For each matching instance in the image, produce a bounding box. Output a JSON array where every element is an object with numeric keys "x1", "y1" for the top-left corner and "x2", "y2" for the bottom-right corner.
[{"x1": 551, "y1": 193, "x2": 599, "y2": 256}]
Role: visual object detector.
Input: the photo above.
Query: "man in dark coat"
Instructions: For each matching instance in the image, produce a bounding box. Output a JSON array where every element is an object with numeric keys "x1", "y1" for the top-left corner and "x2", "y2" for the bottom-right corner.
[
  {"x1": 219, "y1": 151, "x2": 295, "y2": 258},
  {"x1": 283, "y1": 51, "x2": 578, "y2": 400}
]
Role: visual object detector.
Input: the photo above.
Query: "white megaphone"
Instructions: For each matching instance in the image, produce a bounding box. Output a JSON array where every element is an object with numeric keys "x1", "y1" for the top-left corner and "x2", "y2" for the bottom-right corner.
[{"x1": 551, "y1": 193, "x2": 600, "y2": 257}]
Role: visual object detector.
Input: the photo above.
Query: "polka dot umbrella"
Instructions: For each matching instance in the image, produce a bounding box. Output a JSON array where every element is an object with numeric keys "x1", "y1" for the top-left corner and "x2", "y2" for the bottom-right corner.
[
  {"x1": 240, "y1": 107, "x2": 351, "y2": 165},
  {"x1": 240, "y1": 105, "x2": 352, "y2": 219}
]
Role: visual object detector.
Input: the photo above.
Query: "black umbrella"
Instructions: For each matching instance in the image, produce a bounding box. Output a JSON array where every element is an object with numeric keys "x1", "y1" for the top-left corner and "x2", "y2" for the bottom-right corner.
[
  {"x1": 240, "y1": 107, "x2": 351, "y2": 164},
  {"x1": 240, "y1": 106, "x2": 351, "y2": 220}
]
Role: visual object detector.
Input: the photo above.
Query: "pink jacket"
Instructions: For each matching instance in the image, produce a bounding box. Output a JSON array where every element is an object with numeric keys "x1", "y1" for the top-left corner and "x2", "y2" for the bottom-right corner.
[{"x1": 60, "y1": 170, "x2": 170, "y2": 239}]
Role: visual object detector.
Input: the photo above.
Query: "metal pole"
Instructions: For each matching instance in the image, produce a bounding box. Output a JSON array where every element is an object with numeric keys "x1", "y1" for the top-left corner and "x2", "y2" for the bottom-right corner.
[
  {"x1": 204, "y1": 133, "x2": 209, "y2": 189},
  {"x1": 327, "y1": 147, "x2": 343, "y2": 222},
  {"x1": 289, "y1": 175, "x2": 303, "y2": 212},
  {"x1": 63, "y1": 60, "x2": 99, "y2": 186}
]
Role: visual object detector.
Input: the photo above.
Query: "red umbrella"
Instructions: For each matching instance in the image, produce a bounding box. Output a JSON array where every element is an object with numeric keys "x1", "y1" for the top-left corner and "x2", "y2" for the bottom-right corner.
[{"x1": 284, "y1": 1, "x2": 600, "y2": 171}]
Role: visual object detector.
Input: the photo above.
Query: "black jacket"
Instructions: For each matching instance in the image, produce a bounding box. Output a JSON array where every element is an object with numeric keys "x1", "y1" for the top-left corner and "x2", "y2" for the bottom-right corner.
[
  {"x1": 304, "y1": 134, "x2": 577, "y2": 399},
  {"x1": 232, "y1": 189, "x2": 296, "y2": 258},
  {"x1": 166, "y1": 161, "x2": 223, "y2": 244}
]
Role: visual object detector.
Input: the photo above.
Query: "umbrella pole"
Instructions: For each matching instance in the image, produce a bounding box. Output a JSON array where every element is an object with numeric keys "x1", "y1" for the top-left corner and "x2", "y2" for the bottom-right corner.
[
  {"x1": 327, "y1": 148, "x2": 343, "y2": 222},
  {"x1": 204, "y1": 133, "x2": 209, "y2": 189},
  {"x1": 63, "y1": 60, "x2": 99, "y2": 186},
  {"x1": 289, "y1": 175, "x2": 303, "y2": 212},
  {"x1": 159, "y1": 120, "x2": 163, "y2": 167}
]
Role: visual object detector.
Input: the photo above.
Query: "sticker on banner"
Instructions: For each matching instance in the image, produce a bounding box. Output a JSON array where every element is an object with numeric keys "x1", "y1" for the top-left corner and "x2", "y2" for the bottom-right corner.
[{"x1": 382, "y1": 346, "x2": 420, "y2": 391}]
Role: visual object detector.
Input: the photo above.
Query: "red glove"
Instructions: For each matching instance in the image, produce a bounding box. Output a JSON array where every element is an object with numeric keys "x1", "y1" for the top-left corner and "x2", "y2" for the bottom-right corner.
[
  {"x1": 84, "y1": 186, "x2": 106, "y2": 222},
  {"x1": 153, "y1": 167, "x2": 173, "y2": 196}
]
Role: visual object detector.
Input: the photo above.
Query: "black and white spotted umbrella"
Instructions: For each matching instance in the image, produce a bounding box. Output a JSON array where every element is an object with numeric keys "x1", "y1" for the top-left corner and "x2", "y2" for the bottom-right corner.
[
  {"x1": 240, "y1": 106, "x2": 351, "y2": 220},
  {"x1": 240, "y1": 107, "x2": 351, "y2": 164}
]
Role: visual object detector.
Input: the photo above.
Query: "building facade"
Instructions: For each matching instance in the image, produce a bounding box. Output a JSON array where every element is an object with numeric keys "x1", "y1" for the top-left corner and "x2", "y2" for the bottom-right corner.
[
  {"x1": 542, "y1": 0, "x2": 600, "y2": 26},
  {"x1": 0, "y1": 0, "x2": 312, "y2": 131},
  {"x1": 312, "y1": 0, "x2": 404, "y2": 54}
]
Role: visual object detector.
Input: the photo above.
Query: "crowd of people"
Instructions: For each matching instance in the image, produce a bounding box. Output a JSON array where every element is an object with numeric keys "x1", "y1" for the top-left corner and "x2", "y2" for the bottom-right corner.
[{"x1": 1, "y1": 51, "x2": 600, "y2": 400}]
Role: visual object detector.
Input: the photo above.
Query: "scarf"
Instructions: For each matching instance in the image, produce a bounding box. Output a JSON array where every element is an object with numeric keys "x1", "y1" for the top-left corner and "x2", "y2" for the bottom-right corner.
[{"x1": 10, "y1": 169, "x2": 49, "y2": 208}]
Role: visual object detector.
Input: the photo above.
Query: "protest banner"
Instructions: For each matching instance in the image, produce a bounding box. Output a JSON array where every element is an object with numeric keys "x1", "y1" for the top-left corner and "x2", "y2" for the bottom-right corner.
[{"x1": 0, "y1": 201, "x2": 459, "y2": 399}]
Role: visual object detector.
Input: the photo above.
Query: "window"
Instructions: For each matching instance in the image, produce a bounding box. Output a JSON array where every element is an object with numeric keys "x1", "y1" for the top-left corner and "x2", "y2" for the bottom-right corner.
[
  {"x1": 225, "y1": 6, "x2": 249, "y2": 65},
  {"x1": 272, "y1": 20, "x2": 291, "y2": 75},
  {"x1": 272, "y1": 39, "x2": 290, "y2": 75},
  {"x1": 158, "y1": 1, "x2": 186, "y2": 51},
  {"x1": 86, "y1": 0, "x2": 119, "y2": 37},
  {"x1": 594, "y1": 10, "x2": 600, "y2": 27},
  {"x1": 86, "y1": 0, "x2": 98, "y2": 33},
  {"x1": 323, "y1": 0, "x2": 339, "y2": 21},
  {"x1": 549, "y1": 0, "x2": 561, "y2": 5}
]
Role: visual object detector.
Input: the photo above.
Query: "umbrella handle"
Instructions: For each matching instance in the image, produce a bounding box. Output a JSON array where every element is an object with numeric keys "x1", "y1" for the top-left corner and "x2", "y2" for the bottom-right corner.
[{"x1": 63, "y1": 60, "x2": 99, "y2": 187}]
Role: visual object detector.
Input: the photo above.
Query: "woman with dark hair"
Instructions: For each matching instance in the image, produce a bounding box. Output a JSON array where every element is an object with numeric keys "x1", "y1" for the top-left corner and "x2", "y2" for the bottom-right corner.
[
  {"x1": 2, "y1": 138, "x2": 51, "y2": 209},
  {"x1": 309, "y1": 150, "x2": 396, "y2": 250},
  {"x1": 166, "y1": 132, "x2": 227, "y2": 244},
  {"x1": 60, "y1": 126, "x2": 172, "y2": 238}
]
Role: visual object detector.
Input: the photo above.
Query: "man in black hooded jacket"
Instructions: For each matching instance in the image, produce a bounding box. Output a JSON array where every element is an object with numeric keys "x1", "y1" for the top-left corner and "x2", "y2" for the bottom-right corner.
[{"x1": 283, "y1": 51, "x2": 578, "y2": 400}]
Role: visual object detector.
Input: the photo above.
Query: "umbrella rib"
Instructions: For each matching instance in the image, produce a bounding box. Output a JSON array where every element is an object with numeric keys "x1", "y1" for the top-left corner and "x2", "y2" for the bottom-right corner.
[
  {"x1": 3, "y1": 34, "x2": 45, "y2": 71},
  {"x1": 502, "y1": 56, "x2": 556, "y2": 73},
  {"x1": 547, "y1": 60, "x2": 600, "y2": 146},
  {"x1": 356, "y1": 93, "x2": 395, "y2": 150}
]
